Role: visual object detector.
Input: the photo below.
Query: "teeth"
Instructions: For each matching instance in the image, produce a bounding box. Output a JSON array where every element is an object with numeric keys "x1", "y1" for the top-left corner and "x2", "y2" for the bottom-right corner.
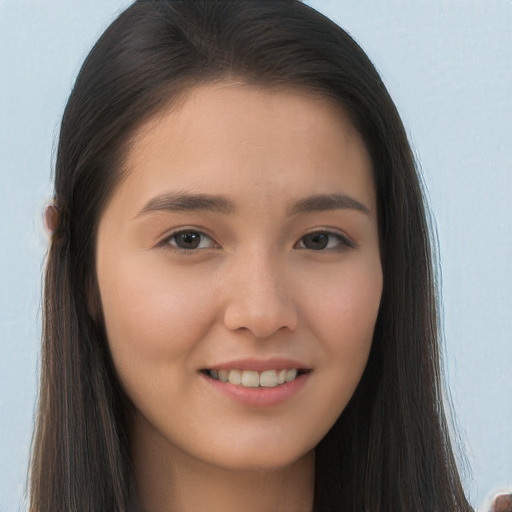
[
  {"x1": 228, "y1": 369, "x2": 242, "y2": 385},
  {"x1": 284, "y1": 369, "x2": 298, "y2": 382},
  {"x1": 207, "y1": 368, "x2": 302, "y2": 388},
  {"x1": 241, "y1": 370, "x2": 259, "y2": 387},
  {"x1": 259, "y1": 370, "x2": 278, "y2": 387}
]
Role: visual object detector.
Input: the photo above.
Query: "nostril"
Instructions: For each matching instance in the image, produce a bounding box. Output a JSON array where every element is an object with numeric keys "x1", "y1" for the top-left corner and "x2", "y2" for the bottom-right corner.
[{"x1": 222, "y1": 294, "x2": 298, "y2": 338}]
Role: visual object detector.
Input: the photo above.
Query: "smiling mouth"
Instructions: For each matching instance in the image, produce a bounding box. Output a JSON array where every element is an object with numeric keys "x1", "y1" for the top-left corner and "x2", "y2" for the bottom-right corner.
[{"x1": 201, "y1": 368, "x2": 309, "y2": 388}]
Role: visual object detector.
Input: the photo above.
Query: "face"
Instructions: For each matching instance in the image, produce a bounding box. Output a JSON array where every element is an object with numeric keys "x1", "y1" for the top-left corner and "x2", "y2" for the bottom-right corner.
[{"x1": 95, "y1": 82, "x2": 382, "y2": 473}]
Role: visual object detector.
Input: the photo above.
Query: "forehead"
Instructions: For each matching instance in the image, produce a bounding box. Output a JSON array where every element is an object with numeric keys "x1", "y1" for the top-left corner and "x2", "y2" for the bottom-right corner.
[
  {"x1": 128, "y1": 80, "x2": 362, "y2": 159},
  {"x1": 114, "y1": 81, "x2": 375, "y2": 216}
]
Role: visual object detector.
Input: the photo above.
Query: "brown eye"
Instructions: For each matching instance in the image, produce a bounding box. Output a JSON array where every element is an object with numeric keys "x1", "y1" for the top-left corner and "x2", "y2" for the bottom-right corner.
[
  {"x1": 166, "y1": 230, "x2": 216, "y2": 250},
  {"x1": 302, "y1": 233, "x2": 329, "y2": 250},
  {"x1": 174, "y1": 232, "x2": 202, "y2": 249},
  {"x1": 297, "y1": 231, "x2": 353, "y2": 251}
]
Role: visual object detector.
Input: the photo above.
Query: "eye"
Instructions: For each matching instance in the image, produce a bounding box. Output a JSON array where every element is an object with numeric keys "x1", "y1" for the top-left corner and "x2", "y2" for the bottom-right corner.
[
  {"x1": 296, "y1": 231, "x2": 354, "y2": 251},
  {"x1": 164, "y1": 230, "x2": 217, "y2": 251}
]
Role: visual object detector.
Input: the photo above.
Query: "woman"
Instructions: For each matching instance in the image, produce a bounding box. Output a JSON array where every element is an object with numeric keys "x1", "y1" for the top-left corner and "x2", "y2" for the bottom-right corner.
[{"x1": 29, "y1": 1, "x2": 474, "y2": 511}]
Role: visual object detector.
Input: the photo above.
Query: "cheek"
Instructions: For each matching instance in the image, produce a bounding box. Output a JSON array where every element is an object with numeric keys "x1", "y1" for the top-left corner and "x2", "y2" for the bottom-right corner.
[
  {"x1": 307, "y1": 256, "x2": 382, "y2": 341},
  {"x1": 304, "y1": 257, "x2": 382, "y2": 388},
  {"x1": 98, "y1": 256, "x2": 217, "y2": 373}
]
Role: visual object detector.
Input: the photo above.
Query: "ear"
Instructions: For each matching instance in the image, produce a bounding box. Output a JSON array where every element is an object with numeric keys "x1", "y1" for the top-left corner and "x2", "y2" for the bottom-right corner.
[{"x1": 44, "y1": 204, "x2": 62, "y2": 234}]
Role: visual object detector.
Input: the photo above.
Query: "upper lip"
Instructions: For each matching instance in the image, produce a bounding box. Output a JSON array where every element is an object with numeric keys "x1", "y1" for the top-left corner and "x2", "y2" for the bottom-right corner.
[{"x1": 202, "y1": 357, "x2": 312, "y2": 372}]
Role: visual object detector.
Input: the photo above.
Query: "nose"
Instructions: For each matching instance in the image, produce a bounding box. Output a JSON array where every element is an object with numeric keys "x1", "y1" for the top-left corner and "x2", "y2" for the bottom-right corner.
[{"x1": 222, "y1": 250, "x2": 298, "y2": 338}]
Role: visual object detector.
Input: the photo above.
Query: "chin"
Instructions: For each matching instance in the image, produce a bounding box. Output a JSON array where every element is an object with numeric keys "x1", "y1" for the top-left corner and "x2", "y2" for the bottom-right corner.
[{"x1": 200, "y1": 442, "x2": 316, "y2": 474}]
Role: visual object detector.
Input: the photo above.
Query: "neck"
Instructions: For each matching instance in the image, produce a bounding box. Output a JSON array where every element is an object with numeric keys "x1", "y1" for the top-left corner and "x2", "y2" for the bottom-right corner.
[{"x1": 130, "y1": 423, "x2": 315, "y2": 512}]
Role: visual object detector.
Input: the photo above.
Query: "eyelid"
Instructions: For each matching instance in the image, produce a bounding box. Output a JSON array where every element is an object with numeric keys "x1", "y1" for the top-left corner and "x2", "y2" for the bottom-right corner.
[
  {"x1": 295, "y1": 228, "x2": 356, "y2": 250},
  {"x1": 155, "y1": 226, "x2": 355, "y2": 252},
  {"x1": 157, "y1": 227, "x2": 220, "y2": 251}
]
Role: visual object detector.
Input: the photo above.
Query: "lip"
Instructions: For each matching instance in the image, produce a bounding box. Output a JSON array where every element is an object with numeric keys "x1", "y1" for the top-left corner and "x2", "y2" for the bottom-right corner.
[
  {"x1": 199, "y1": 358, "x2": 312, "y2": 407},
  {"x1": 202, "y1": 357, "x2": 312, "y2": 372}
]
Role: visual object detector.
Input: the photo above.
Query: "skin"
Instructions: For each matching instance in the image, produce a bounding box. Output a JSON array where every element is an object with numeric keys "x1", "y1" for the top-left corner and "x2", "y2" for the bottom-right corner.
[{"x1": 95, "y1": 81, "x2": 383, "y2": 512}]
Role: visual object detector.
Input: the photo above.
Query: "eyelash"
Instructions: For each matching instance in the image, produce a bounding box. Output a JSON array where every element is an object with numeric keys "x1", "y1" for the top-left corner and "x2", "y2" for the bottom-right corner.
[
  {"x1": 294, "y1": 230, "x2": 355, "y2": 251},
  {"x1": 159, "y1": 228, "x2": 355, "y2": 254},
  {"x1": 159, "y1": 229, "x2": 219, "y2": 254}
]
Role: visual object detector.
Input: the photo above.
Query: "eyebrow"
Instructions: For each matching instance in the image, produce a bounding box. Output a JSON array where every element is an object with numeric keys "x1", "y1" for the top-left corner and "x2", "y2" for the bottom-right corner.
[
  {"x1": 138, "y1": 192, "x2": 236, "y2": 216},
  {"x1": 287, "y1": 193, "x2": 371, "y2": 217},
  {"x1": 137, "y1": 191, "x2": 371, "y2": 217}
]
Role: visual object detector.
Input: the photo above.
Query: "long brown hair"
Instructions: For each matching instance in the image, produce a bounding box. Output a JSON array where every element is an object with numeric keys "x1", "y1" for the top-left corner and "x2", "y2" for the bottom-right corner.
[{"x1": 29, "y1": 1, "x2": 473, "y2": 510}]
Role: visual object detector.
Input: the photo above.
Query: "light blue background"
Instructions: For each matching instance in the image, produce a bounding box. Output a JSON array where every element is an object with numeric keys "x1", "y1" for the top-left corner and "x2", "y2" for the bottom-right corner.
[{"x1": 0, "y1": 1, "x2": 510, "y2": 511}]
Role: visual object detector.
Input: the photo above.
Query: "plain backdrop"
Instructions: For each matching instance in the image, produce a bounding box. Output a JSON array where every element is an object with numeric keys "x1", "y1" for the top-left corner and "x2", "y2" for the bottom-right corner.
[{"x1": 0, "y1": 1, "x2": 510, "y2": 511}]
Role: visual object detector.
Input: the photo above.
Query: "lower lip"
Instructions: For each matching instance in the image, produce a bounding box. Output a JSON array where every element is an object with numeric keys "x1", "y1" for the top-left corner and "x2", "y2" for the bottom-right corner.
[{"x1": 201, "y1": 372, "x2": 310, "y2": 407}]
